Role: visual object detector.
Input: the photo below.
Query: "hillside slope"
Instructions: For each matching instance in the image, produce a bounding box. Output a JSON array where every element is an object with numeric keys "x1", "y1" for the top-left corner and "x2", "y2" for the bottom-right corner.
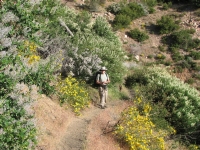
[
  {"x1": 34, "y1": 94, "x2": 131, "y2": 150},
  {"x1": 33, "y1": 1, "x2": 200, "y2": 149}
]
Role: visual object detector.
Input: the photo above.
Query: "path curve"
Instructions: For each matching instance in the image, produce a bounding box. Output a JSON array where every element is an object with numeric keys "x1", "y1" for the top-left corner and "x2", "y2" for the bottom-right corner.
[
  {"x1": 34, "y1": 95, "x2": 131, "y2": 150},
  {"x1": 56, "y1": 106, "x2": 102, "y2": 150}
]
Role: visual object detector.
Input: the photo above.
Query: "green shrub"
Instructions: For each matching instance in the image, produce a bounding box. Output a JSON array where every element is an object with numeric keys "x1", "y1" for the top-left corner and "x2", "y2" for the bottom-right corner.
[
  {"x1": 106, "y1": 3, "x2": 122, "y2": 15},
  {"x1": 163, "y1": 61, "x2": 172, "y2": 66},
  {"x1": 1, "y1": 0, "x2": 128, "y2": 148},
  {"x1": 0, "y1": 73, "x2": 15, "y2": 97},
  {"x1": 188, "y1": 38, "x2": 200, "y2": 50},
  {"x1": 171, "y1": 52, "x2": 184, "y2": 62},
  {"x1": 113, "y1": 14, "x2": 131, "y2": 29},
  {"x1": 0, "y1": 97, "x2": 36, "y2": 150},
  {"x1": 92, "y1": 17, "x2": 116, "y2": 40},
  {"x1": 163, "y1": 30, "x2": 199, "y2": 51},
  {"x1": 143, "y1": 0, "x2": 157, "y2": 7},
  {"x1": 158, "y1": 45, "x2": 166, "y2": 52},
  {"x1": 185, "y1": 28, "x2": 196, "y2": 34},
  {"x1": 162, "y1": 2, "x2": 172, "y2": 10},
  {"x1": 155, "y1": 53, "x2": 166, "y2": 60},
  {"x1": 185, "y1": 78, "x2": 195, "y2": 84},
  {"x1": 169, "y1": 46, "x2": 179, "y2": 53},
  {"x1": 149, "y1": 7, "x2": 156, "y2": 13},
  {"x1": 147, "y1": 55, "x2": 154, "y2": 59},
  {"x1": 57, "y1": 76, "x2": 90, "y2": 115},
  {"x1": 125, "y1": 69, "x2": 148, "y2": 88},
  {"x1": 190, "y1": 61, "x2": 200, "y2": 71},
  {"x1": 127, "y1": 67, "x2": 200, "y2": 140},
  {"x1": 174, "y1": 66, "x2": 183, "y2": 73},
  {"x1": 120, "y1": 2, "x2": 145, "y2": 19},
  {"x1": 188, "y1": 51, "x2": 200, "y2": 60},
  {"x1": 156, "y1": 15, "x2": 180, "y2": 34},
  {"x1": 177, "y1": 60, "x2": 191, "y2": 69},
  {"x1": 114, "y1": 94, "x2": 175, "y2": 150},
  {"x1": 127, "y1": 28, "x2": 149, "y2": 42},
  {"x1": 128, "y1": 28, "x2": 149, "y2": 42},
  {"x1": 192, "y1": 73, "x2": 200, "y2": 80},
  {"x1": 112, "y1": 2, "x2": 145, "y2": 29},
  {"x1": 22, "y1": 63, "x2": 55, "y2": 96}
]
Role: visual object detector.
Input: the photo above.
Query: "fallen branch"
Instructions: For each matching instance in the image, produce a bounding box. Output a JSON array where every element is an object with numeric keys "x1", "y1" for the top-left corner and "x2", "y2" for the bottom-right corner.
[{"x1": 59, "y1": 18, "x2": 74, "y2": 37}]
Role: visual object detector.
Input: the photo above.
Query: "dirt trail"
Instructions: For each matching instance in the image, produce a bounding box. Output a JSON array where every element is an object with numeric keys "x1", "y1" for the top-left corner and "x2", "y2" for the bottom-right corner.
[
  {"x1": 56, "y1": 105, "x2": 102, "y2": 150},
  {"x1": 34, "y1": 95, "x2": 131, "y2": 150}
]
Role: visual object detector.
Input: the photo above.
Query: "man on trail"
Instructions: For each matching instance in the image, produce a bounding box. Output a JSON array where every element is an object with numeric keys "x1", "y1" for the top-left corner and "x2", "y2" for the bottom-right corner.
[{"x1": 96, "y1": 66, "x2": 110, "y2": 109}]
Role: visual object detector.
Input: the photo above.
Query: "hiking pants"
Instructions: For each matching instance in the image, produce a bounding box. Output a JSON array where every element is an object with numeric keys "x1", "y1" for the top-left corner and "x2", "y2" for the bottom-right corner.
[{"x1": 99, "y1": 86, "x2": 108, "y2": 107}]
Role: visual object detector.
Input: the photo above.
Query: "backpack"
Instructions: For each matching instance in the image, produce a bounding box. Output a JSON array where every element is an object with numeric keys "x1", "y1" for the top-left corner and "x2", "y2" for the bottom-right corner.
[{"x1": 93, "y1": 71, "x2": 108, "y2": 88}]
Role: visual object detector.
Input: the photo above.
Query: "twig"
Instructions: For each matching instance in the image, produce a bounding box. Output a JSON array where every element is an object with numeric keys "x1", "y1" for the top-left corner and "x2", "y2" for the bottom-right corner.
[{"x1": 59, "y1": 18, "x2": 74, "y2": 37}]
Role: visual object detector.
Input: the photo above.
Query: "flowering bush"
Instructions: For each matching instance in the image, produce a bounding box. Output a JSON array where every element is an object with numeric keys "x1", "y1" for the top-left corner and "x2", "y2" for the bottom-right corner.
[
  {"x1": 0, "y1": 0, "x2": 127, "y2": 148},
  {"x1": 18, "y1": 40, "x2": 40, "y2": 64},
  {"x1": 115, "y1": 96, "x2": 175, "y2": 150},
  {"x1": 125, "y1": 66, "x2": 200, "y2": 143},
  {"x1": 57, "y1": 76, "x2": 90, "y2": 115}
]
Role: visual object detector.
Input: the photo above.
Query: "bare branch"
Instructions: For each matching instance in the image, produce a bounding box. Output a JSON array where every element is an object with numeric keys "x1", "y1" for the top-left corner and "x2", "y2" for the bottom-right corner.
[{"x1": 59, "y1": 18, "x2": 74, "y2": 37}]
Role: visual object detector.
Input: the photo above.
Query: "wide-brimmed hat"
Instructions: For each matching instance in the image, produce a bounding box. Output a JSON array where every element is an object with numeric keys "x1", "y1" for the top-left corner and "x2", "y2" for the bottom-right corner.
[{"x1": 100, "y1": 66, "x2": 107, "y2": 71}]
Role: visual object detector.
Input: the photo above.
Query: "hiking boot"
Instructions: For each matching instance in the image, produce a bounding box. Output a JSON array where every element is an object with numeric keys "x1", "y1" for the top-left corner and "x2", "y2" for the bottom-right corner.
[{"x1": 101, "y1": 106, "x2": 105, "y2": 109}]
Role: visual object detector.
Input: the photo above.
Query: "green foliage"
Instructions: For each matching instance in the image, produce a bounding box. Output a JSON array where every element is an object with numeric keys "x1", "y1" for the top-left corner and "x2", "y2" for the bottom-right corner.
[
  {"x1": 125, "y1": 67, "x2": 200, "y2": 143},
  {"x1": 113, "y1": 14, "x2": 131, "y2": 29},
  {"x1": 162, "y1": 2, "x2": 172, "y2": 10},
  {"x1": 163, "y1": 30, "x2": 200, "y2": 51},
  {"x1": 171, "y1": 51, "x2": 184, "y2": 62},
  {"x1": 92, "y1": 17, "x2": 117, "y2": 41},
  {"x1": 156, "y1": 15, "x2": 180, "y2": 34},
  {"x1": 163, "y1": 61, "x2": 172, "y2": 66},
  {"x1": 22, "y1": 63, "x2": 55, "y2": 96},
  {"x1": 150, "y1": 103, "x2": 171, "y2": 130},
  {"x1": 192, "y1": 73, "x2": 200, "y2": 80},
  {"x1": 120, "y1": 2, "x2": 145, "y2": 19},
  {"x1": 112, "y1": 2, "x2": 145, "y2": 29},
  {"x1": 158, "y1": 45, "x2": 166, "y2": 52},
  {"x1": 106, "y1": 3, "x2": 122, "y2": 15},
  {"x1": 134, "y1": 67, "x2": 200, "y2": 134},
  {"x1": 1, "y1": 0, "x2": 126, "y2": 148},
  {"x1": 56, "y1": 76, "x2": 90, "y2": 115},
  {"x1": 188, "y1": 51, "x2": 200, "y2": 60},
  {"x1": 179, "y1": 56, "x2": 200, "y2": 71},
  {"x1": 185, "y1": 78, "x2": 195, "y2": 84},
  {"x1": 0, "y1": 96, "x2": 36, "y2": 150},
  {"x1": 125, "y1": 69, "x2": 148, "y2": 88},
  {"x1": 2, "y1": 1, "x2": 41, "y2": 40},
  {"x1": 0, "y1": 74, "x2": 15, "y2": 97},
  {"x1": 127, "y1": 28, "x2": 149, "y2": 42},
  {"x1": 155, "y1": 53, "x2": 166, "y2": 60},
  {"x1": 149, "y1": 7, "x2": 156, "y2": 14},
  {"x1": 143, "y1": 0, "x2": 157, "y2": 7},
  {"x1": 174, "y1": 66, "x2": 183, "y2": 73},
  {"x1": 114, "y1": 95, "x2": 175, "y2": 150}
]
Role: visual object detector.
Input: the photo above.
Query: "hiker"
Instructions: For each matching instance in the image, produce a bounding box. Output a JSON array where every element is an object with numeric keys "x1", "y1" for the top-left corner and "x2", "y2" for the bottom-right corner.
[{"x1": 96, "y1": 66, "x2": 110, "y2": 109}]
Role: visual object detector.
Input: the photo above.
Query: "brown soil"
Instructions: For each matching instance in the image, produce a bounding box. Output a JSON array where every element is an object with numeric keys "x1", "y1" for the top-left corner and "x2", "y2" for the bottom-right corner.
[{"x1": 34, "y1": 94, "x2": 131, "y2": 150}]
